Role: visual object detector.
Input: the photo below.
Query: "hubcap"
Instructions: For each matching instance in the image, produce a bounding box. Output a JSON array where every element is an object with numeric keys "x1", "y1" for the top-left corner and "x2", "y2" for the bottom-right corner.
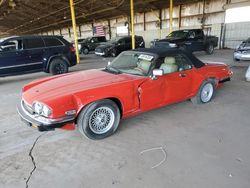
[
  {"x1": 89, "y1": 107, "x2": 115, "y2": 134},
  {"x1": 55, "y1": 63, "x2": 65, "y2": 74},
  {"x1": 201, "y1": 83, "x2": 213, "y2": 103},
  {"x1": 209, "y1": 45, "x2": 213, "y2": 53},
  {"x1": 84, "y1": 48, "x2": 88, "y2": 54}
]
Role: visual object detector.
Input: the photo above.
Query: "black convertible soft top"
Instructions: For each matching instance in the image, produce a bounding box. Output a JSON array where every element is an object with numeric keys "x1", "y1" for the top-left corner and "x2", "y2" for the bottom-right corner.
[{"x1": 132, "y1": 48, "x2": 205, "y2": 68}]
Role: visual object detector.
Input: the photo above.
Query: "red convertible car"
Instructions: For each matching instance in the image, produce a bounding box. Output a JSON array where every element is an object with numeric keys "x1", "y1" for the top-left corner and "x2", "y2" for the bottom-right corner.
[{"x1": 18, "y1": 48, "x2": 232, "y2": 139}]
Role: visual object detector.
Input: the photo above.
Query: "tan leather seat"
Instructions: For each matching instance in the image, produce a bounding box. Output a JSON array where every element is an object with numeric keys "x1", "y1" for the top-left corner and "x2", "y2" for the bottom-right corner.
[
  {"x1": 160, "y1": 57, "x2": 178, "y2": 74},
  {"x1": 137, "y1": 60, "x2": 151, "y2": 73}
]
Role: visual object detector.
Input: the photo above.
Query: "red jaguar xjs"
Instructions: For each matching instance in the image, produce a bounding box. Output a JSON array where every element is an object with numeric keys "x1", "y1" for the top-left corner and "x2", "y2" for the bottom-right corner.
[{"x1": 18, "y1": 48, "x2": 233, "y2": 139}]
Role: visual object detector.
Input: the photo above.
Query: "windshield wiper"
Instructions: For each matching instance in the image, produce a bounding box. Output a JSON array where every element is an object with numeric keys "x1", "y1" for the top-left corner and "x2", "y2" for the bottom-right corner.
[{"x1": 104, "y1": 66, "x2": 121, "y2": 74}]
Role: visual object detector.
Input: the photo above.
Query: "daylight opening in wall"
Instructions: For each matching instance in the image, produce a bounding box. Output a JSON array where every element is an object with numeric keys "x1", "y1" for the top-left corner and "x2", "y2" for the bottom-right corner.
[{"x1": 225, "y1": 6, "x2": 250, "y2": 23}]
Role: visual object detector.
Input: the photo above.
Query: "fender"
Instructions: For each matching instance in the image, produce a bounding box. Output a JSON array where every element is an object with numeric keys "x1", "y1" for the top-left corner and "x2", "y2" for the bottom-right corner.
[{"x1": 45, "y1": 54, "x2": 70, "y2": 72}]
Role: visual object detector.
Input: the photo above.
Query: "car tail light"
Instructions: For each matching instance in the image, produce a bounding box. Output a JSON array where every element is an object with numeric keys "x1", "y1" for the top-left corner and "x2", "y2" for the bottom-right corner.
[{"x1": 70, "y1": 45, "x2": 76, "y2": 53}]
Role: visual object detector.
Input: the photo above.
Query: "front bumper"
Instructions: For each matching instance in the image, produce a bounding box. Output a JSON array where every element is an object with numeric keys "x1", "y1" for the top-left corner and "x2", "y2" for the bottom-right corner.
[
  {"x1": 234, "y1": 51, "x2": 250, "y2": 60},
  {"x1": 17, "y1": 101, "x2": 75, "y2": 131},
  {"x1": 95, "y1": 51, "x2": 105, "y2": 56}
]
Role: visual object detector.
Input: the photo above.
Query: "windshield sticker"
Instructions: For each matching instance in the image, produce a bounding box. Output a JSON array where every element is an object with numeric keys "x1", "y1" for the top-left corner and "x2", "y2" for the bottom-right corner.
[{"x1": 138, "y1": 54, "x2": 154, "y2": 61}]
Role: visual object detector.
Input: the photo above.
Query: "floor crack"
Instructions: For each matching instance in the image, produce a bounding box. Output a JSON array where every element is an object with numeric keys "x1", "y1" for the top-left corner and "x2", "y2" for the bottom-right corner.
[{"x1": 25, "y1": 133, "x2": 45, "y2": 188}]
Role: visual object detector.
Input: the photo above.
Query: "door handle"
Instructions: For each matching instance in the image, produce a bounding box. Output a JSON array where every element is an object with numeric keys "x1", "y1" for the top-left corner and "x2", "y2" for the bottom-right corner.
[{"x1": 179, "y1": 73, "x2": 187, "y2": 77}]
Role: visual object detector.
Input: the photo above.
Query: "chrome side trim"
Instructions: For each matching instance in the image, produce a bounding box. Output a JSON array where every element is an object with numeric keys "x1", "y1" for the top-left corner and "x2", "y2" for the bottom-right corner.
[{"x1": 0, "y1": 62, "x2": 42, "y2": 70}]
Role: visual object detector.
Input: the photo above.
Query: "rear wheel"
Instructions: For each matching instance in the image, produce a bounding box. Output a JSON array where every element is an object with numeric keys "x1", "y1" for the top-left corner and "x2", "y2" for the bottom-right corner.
[
  {"x1": 82, "y1": 47, "x2": 89, "y2": 55},
  {"x1": 77, "y1": 99, "x2": 120, "y2": 140},
  {"x1": 49, "y1": 58, "x2": 68, "y2": 75},
  {"x1": 206, "y1": 43, "x2": 214, "y2": 55},
  {"x1": 191, "y1": 80, "x2": 215, "y2": 104}
]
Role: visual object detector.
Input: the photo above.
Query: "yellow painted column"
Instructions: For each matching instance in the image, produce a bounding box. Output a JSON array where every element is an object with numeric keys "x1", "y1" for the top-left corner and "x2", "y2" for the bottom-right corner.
[
  {"x1": 169, "y1": 0, "x2": 173, "y2": 33},
  {"x1": 130, "y1": 0, "x2": 135, "y2": 49},
  {"x1": 69, "y1": 0, "x2": 80, "y2": 64}
]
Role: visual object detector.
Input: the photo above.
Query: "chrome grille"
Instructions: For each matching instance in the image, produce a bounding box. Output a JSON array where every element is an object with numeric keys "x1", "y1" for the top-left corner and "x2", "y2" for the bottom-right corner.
[{"x1": 22, "y1": 100, "x2": 34, "y2": 115}]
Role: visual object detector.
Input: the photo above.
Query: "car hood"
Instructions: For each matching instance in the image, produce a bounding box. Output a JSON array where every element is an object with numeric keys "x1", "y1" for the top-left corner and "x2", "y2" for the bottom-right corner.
[
  {"x1": 23, "y1": 69, "x2": 142, "y2": 104},
  {"x1": 158, "y1": 37, "x2": 184, "y2": 43},
  {"x1": 96, "y1": 42, "x2": 114, "y2": 49}
]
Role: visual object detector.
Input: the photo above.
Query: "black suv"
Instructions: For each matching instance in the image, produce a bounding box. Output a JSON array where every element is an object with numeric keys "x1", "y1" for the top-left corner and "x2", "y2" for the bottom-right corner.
[
  {"x1": 95, "y1": 35, "x2": 145, "y2": 57},
  {"x1": 80, "y1": 36, "x2": 107, "y2": 54},
  {"x1": 0, "y1": 35, "x2": 77, "y2": 77}
]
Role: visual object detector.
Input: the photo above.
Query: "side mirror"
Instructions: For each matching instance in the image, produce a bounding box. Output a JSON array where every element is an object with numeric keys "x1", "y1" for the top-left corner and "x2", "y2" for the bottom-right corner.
[{"x1": 152, "y1": 69, "x2": 163, "y2": 79}]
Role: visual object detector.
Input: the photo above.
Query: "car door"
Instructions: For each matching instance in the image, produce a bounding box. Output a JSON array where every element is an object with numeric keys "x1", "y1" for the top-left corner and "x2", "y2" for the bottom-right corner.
[
  {"x1": 186, "y1": 30, "x2": 203, "y2": 51},
  {"x1": 162, "y1": 54, "x2": 193, "y2": 103},
  {"x1": 0, "y1": 38, "x2": 27, "y2": 76},
  {"x1": 125, "y1": 37, "x2": 132, "y2": 50},
  {"x1": 23, "y1": 37, "x2": 45, "y2": 71},
  {"x1": 138, "y1": 76, "x2": 165, "y2": 111},
  {"x1": 89, "y1": 37, "x2": 98, "y2": 51},
  {"x1": 116, "y1": 38, "x2": 126, "y2": 53}
]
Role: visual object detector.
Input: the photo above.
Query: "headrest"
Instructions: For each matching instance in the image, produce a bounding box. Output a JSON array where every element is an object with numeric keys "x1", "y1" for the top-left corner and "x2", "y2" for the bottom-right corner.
[
  {"x1": 164, "y1": 57, "x2": 176, "y2": 64},
  {"x1": 138, "y1": 60, "x2": 151, "y2": 71}
]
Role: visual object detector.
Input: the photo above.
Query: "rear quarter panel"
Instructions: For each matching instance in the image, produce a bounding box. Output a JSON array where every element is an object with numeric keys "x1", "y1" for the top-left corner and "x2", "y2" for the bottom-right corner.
[{"x1": 194, "y1": 63, "x2": 232, "y2": 91}]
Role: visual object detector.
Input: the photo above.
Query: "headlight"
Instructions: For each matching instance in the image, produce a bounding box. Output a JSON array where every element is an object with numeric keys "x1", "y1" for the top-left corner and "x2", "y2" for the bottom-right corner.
[
  {"x1": 169, "y1": 43, "x2": 177, "y2": 48},
  {"x1": 33, "y1": 102, "x2": 52, "y2": 117}
]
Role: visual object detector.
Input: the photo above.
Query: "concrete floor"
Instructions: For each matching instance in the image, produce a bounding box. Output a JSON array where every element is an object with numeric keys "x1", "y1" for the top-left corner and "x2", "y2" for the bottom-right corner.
[{"x1": 0, "y1": 50, "x2": 249, "y2": 188}]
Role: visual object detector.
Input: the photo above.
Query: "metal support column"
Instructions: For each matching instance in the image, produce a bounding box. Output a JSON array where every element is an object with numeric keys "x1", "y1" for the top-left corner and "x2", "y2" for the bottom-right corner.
[
  {"x1": 178, "y1": 4, "x2": 182, "y2": 29},
  {"x1": 130, "y1": 0, "x2": 135, "y2": 49},
  {"x1": 69, "y1": 0, "x2": 80, "y2": 64},
  {"x1": 169, "y1": 0, "x2": 173, "y2": 33}
]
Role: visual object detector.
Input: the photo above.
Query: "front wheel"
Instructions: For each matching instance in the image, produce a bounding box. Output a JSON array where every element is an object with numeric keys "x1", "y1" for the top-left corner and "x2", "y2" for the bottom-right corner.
[
  {"x1": 77, "y1": 99, "x2": 120, "y2": 140},
  {"x1": 191, "y1": 80, "x2": 215, "y2": 104},
  {"x1": 111, "y1": 49, "x2": 118, "y2": 57},
  {"x1": 49, "y1": 59, "x2": 68, "y2": 75}
]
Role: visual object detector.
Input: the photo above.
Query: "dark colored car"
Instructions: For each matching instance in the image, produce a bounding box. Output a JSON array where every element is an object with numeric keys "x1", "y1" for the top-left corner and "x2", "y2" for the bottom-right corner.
[
  {"x1": 234, "y1": 37, "x2": 250, "y2": 61},
  {"x1": 0, "y1": 35, "x2": 77, "y2": 77},
  {"x1": 95, "y1": 35, "x2": 145, "y2": 57},
  {"x1": 150, "y1": 29, "x2": 218, "y2": 54},
  {"x1": 80, "y1": 36, "x2": 107, "y2": 54}
]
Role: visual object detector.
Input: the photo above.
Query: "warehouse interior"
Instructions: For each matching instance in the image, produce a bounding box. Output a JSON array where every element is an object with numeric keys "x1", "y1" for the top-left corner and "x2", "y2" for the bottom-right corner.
[
  {"x1": 0, "y1": 0, "x2": 250, "y2": 188},
  {"x1": 1, "y1": 0, "x2": 250, "y2": 48}
]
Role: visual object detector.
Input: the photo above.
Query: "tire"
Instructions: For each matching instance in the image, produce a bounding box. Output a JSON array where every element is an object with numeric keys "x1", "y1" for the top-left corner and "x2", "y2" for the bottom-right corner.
[
  {"x1": 49, "y1": 58, "x2": 68, "y2": 75},
  {"x1": 191, "y1": 80, "x2": 215, "y2": 104},
  {"x1": 111, "y1": 49, "x2": 117, "y2": 57},
  {"x1": 77, "y1": 99, "x2": 121, "y2": 140},
  {"x1": 82, "y1": 47, "x2": 89, "y2": 55},
  {"x1": 205, "y1": 43, "x2": 214, "y2": 55}
]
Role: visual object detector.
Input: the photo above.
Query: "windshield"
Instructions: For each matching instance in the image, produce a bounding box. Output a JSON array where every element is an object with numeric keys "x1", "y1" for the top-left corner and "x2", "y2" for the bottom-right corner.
[
  {"x1": 109, "y1": 37, "x2": 122, "y2": 43},
  {"x1": 167, "y1": 30, "x2": 189, "y2": 38},
  {"x1": 106, "y1": 51, "x2": 155, "y2": 76}
]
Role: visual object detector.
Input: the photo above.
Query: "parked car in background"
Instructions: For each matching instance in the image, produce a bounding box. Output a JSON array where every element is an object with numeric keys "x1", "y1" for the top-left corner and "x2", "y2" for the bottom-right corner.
[
  {"x1": 150, "y1": 29, "x2": 218, "y2": 54},
  {"x1": 79, "y1": 36, "x2": 106, "y2": 54},
  {"x1": 234, "y1": 37, "x2": 250, "y2": 61},
  {"x1": 0, "y1": 35, "x2": 77, "y2": 77},
  {"x1": 72, "y1": 38, "x2": 85, "y2": 51},
  {"x1": 18, "y1": 48, "x2": 232, "y2": 140},
  {"x1": 95, "y1": 35, "x2": 145, "y2": 57}
]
